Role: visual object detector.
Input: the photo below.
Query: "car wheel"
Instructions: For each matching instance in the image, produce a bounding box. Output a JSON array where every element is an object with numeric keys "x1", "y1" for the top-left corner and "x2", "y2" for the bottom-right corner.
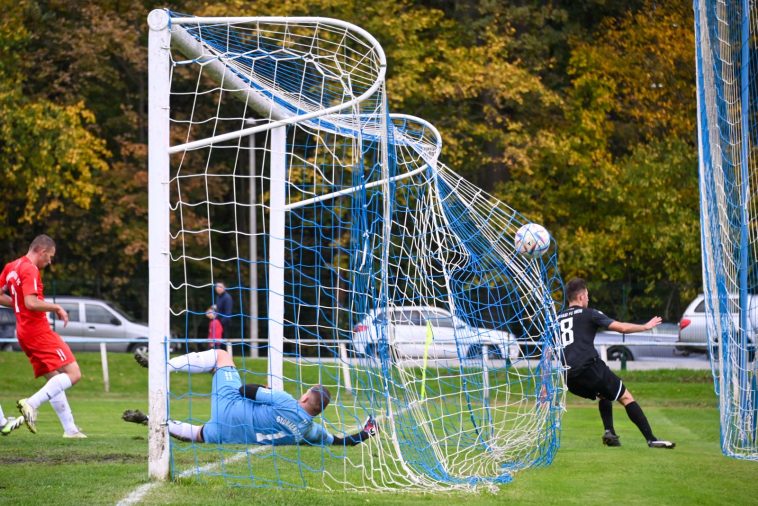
[
  {"x1": 129, "y1": 342, "x2": 149, "y2": 356},
  {"x1": 607, "y1": 346, "x2": 633, "y2": 362}
]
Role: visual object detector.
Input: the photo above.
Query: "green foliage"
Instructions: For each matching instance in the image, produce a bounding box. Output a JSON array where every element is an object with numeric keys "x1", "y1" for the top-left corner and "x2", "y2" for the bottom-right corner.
[
  {"x1": 0, "y1": 0, "x2": 703, "y2": 320},
  {"x1": 496, "y1": 1, "x2": 699, "y2": 319},
  {"x1": 0, "y1": 1, "x2": 110, "y2": 243}
]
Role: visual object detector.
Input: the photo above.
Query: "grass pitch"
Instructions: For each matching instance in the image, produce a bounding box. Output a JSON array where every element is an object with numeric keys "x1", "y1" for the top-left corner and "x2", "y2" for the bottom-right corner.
[{"x1": 0, "y1": 352, "x2": 755, "y2": 505}]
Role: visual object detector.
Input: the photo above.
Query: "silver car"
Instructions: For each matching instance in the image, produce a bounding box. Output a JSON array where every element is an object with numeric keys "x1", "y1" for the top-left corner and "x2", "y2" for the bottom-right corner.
[
  {"x1": 595, "y1": 323, "x2": 679, "y2": 361},
  {"x1": 677, "y1": 293, "x2": 757, "y2": 358},
  {"x1": 45, "y1": 297, "x2": 150, "y2": 354}
]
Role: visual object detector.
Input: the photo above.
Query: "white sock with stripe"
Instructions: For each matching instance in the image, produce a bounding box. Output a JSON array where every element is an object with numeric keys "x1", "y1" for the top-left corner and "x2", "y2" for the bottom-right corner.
[
  {"x1": 49, "y1": 391, "x2": 78, "y2": 434},
  {"x1": 28, "y1": 373, "x2": 73, "y2": 409},
  {"x1": 168, "y1": 350, "x2": 217, "y2": 374},
  {"x1": 168, "y1": 420, "x2": 202, "y2": 442}
]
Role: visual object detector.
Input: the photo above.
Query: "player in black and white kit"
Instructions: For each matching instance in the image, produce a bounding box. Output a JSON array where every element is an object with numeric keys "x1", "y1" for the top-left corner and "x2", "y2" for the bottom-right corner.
[{"x1": 558, "y1": 278, "x2": 675, "y2": 449}]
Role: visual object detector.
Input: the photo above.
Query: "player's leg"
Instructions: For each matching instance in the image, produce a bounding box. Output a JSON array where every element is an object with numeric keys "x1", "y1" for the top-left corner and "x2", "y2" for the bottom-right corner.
[
  {"x1": 135, "y1": 348, "x2": 232, "y2": 373},
  {"x1": 598, "y1": 399, "x2": 620, "y2": 446},
  {"x1": 121, "y1": 410, "x2": 204, "y2": 442},
  {"x1": 18, "y1": 350, "x2": 80, "y2": 434},
  {"x1": 49, "y1": 390, "x2": 87, "y2": 438},
  {"x1": 170, "y1": 348, "x2": 234, "y2": 372},
  {"x1": 0, "y1": 404, "x2": 25, "y2": 436},
  {"x1": 567, "y1": 369, "x2": 620, "y2": 446},
  {"x1": 167, "y1": 420, "x2": 204, "y2": 442},
  {"x1": 617, "y1": 389, "x2": 675, "y2": 448}
]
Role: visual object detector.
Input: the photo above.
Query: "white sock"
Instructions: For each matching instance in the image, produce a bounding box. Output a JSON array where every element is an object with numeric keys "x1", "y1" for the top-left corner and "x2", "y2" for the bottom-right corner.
[
  {"x1": 28, "y1": 374, "x2": 73, "y2": 409},
  {"x1": 49, "y1": 391, "x2": 78, "y2": 434},
  {"x1": 168, "y1": 420, "x2": 202, "y2": 442},
  {"x1": 0, "y1": 404, "x2": 6, "y2": 425},
  {"x1": 168, "y1": 350, "x2": 217, "y2": 374}
]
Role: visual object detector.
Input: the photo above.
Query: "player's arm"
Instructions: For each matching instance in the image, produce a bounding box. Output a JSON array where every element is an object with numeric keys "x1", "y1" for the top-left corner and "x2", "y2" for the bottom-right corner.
[
  {"x1": 239, "y1": 383, "x2": 277, "y2": 402},
  {"x1": 608, "y1": 316, "x2": 662, "y2": 334},
  {"x1": 23, "y1": 294, "x2": 68, "y2": 326},
  {"x1": 0, "y1": 292, "x2": 11, "y2": 307},
  {"x1": 331, "y1": 431, "x2": 370, "y2": 446},
  {"x1": 332, "y1": 417, "x2": 378, "y2": 446}
]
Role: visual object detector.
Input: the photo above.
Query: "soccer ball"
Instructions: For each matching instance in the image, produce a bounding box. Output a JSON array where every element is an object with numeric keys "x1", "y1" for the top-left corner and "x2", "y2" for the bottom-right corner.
[{"x1": 514, "y1": 223, "x2": 551, "y2": 258}]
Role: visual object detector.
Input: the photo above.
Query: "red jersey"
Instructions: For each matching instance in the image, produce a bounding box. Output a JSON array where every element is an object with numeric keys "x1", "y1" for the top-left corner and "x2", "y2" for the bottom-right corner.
[
  {"x1": 1, "y1": 256, "x2": 53, "y2": 341},
  {"x1": 208, "y1": 318, "x2": 223, "y2": 341}
]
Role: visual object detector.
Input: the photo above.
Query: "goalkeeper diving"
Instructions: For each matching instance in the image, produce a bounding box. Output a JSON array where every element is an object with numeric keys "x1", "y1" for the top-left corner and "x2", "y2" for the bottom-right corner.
[{"x1": 123, "y1": 349, "x2": 377, "y2": 446}]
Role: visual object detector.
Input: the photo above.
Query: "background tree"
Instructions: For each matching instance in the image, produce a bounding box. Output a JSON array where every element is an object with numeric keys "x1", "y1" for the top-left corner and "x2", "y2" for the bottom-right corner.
[{"x1": 0, "y1": 0, "x2": 702, "y2": 322}]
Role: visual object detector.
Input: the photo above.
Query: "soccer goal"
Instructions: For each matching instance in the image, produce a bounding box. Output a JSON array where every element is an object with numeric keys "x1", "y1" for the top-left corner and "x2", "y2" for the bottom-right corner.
[
  {"x1": 147, "y1": 9, "x2": 565, "y2": 490},
  {"x1": 694, "y1": 0, "x2": 758, "y2": 461}
]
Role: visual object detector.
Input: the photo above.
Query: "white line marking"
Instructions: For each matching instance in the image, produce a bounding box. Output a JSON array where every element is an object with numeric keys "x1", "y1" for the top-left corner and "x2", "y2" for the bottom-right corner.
[{"x1": 116, "y1": 446, "x2": 268, "y2": 505}]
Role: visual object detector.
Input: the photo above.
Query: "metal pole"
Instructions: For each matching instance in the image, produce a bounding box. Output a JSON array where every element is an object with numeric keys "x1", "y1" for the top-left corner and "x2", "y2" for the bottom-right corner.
[
  {"x1": 249, "y1": 119, "x2": 259, "y2": 358},
  {"x1": 146, "y1": 8, "x2": 171, "y2": 481},
  {"x1": 268, "y1": 126, "x2": 286, "y2": 390},
  {"x1": 99, "y1": 342, "x2": 110, "y2": 393}
]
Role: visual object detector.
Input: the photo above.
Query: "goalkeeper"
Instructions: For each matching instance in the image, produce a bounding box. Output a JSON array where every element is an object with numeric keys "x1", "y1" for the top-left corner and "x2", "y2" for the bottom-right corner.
[{"x1": 123, "y1": 349, "x2": 376, "y2": 446}]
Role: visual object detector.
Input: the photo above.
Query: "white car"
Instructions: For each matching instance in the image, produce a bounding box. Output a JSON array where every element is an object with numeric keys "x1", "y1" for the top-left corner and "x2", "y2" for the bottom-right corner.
[
  {"x1": 352, "y1": 306, "x2": 519, "y2": 361},
  {"x1": 677, "y1": 293, "x2": 757, "y2": 358}
]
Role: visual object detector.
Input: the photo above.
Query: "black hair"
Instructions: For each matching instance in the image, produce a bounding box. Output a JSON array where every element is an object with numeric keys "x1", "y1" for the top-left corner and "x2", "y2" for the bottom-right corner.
[{"x1": 565, "y1": 278, "x2": 588, "y2": 303}]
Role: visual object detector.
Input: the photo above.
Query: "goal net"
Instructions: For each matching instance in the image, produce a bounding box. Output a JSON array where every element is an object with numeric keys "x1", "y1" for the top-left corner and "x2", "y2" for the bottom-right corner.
[
  {"x1": 147, "y1": 9, "x2": 566, "y2": 490},
  {"x1": 694, "y1": 0, "x2": 758, "y2": 460}
]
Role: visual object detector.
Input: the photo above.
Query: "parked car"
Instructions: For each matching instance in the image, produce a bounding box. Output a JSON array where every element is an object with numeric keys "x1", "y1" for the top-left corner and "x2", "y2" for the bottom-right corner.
[
  {"x1": 0, "y1": 306, "x2": 16, "y2": 351},
  {"x1": 352, "y1": 306, "x2": 519, "y2": 361},
  {"x1": 49, "y1": 297, "x2": 151, "y2": 354},
  {"x1": 677, "y1": 293, "x2": 757, "y2": 359},
  {"x1": 595, "y1": 323, "x2": 679, "y2": 361},
  {"x1": 2, "y1": 296, "x2": 150, "y2": 354}
]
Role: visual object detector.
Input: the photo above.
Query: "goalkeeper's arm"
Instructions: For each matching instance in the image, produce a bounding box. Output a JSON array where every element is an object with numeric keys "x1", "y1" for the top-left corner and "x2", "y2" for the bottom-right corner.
[
  {"x1": 332, "y1": 416, "x2": 378, "y2": 446},
  {"x1": 239, "y1": 383, "x2": 266, "y2": 400},
  {"x1": 332, "y1": 430, "x2": 372, "y2": 446}
]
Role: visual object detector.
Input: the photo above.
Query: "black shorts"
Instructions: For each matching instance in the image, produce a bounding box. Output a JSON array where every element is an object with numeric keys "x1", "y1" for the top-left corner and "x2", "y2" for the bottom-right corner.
[{"x1": 566, "y1": 359, "x2": 626, "y2": 401}]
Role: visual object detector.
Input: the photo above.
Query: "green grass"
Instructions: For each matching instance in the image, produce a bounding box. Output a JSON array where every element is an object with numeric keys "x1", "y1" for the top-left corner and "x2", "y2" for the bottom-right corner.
[{"x1": 0, "y1": 352, "x2": 755, "y2": 505}]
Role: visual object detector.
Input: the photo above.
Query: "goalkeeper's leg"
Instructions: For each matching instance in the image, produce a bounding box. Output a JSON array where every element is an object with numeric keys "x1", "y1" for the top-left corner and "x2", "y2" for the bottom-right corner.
[
  {"x1": 122, "y1": 409, "x2": 203, "y2": 442},
  {"x1": 135, "y1": 349, "x2": 234, "y2": 374}
]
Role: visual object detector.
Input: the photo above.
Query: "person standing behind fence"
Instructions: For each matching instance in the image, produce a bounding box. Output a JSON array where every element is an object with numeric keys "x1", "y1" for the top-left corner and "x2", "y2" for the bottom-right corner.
[
  {"x1": 206, "y1": 305, "x2": 224, "y2": 350},
  {"x1": 0, "y1": 234, "x2": 86, "y2": 438},
  {"x1": 214, "y1": 282, "x2": 233, "y2": 333}
]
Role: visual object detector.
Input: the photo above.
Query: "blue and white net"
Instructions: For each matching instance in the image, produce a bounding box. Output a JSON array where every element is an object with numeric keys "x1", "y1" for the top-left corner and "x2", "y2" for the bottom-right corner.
[
  {"x1": 159, "y1": 12, "x2": 566, "y2": 490},
  {"x1": 694, "y1": 0, "x2": 758, "y2": 460}
]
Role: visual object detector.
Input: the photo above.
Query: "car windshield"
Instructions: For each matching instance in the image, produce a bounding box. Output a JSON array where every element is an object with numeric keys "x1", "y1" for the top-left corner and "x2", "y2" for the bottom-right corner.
[{"x1": 106, "y1": 301, "x2": 139, "y2": 323}]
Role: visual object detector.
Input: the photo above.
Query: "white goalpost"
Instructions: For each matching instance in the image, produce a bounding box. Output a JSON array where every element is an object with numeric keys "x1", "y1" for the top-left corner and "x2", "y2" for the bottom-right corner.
[{"x1": 147, "y1": 9, "x2": 565, "y2": 490}]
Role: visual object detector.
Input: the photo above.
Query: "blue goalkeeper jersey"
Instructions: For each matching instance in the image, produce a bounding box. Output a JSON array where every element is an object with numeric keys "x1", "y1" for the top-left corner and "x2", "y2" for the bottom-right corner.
[{"x1": 201, "y1": 367, "x2": 334, "y2": 446}]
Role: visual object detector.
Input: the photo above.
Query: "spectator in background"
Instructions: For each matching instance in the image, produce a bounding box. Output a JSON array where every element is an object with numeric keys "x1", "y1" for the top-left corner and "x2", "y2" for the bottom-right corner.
[
  {"x1": 214, "y1": 282, "x2": 233, "y2": 332},
  {"x1": 206, "y1": 305, "x2": 223, "y2": 350}
]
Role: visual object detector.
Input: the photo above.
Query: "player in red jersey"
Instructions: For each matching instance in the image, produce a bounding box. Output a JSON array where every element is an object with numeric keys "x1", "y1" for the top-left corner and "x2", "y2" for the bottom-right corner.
[{"x1": 0, "y1": 235, "x2": 86, "y2": 438}]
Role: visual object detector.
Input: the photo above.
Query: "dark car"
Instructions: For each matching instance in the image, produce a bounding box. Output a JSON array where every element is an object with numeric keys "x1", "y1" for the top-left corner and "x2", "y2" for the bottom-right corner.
[{"x1": 0, "y1": 306, "x2": 16, "y2": 350}]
